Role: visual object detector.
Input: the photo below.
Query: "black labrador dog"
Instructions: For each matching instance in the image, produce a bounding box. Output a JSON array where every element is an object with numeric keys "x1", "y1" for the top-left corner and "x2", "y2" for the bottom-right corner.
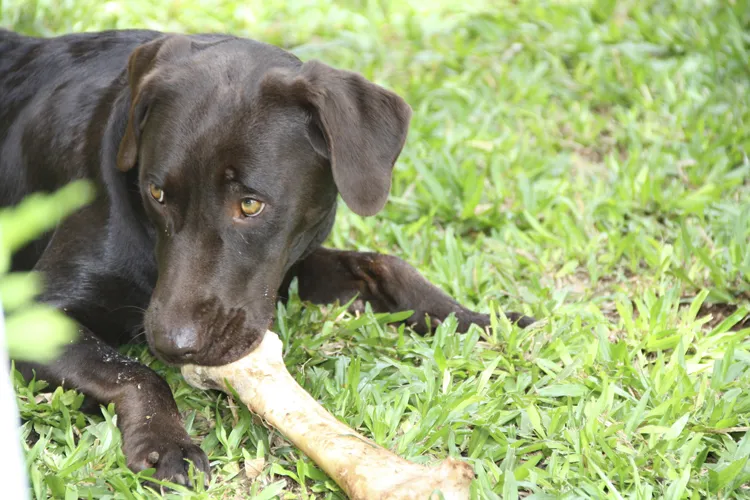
[{"x1": 0, "y1": 29, "x2": 533, "y2": 484}]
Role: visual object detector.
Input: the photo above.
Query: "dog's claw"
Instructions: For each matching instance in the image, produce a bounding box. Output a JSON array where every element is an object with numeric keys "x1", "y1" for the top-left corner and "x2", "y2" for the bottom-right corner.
[{"x1": 126, "y1": 437, "x2": 209, "y2": 488}]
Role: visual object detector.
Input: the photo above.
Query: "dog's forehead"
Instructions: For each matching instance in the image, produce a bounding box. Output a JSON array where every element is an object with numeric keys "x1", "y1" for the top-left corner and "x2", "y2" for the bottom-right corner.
[
  {"x1": 157, "y1": 38, "x2": 301, "y2": 91},
  {"x1": 142, "y1": 102, "x2": 324, "y2": 198},
  {"x1": 140, "y1": 43, "x2": 327, "y2": 196}
]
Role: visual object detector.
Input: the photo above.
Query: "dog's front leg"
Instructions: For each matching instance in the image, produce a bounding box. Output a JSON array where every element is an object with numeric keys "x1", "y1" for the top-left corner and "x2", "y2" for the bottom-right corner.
[
  {"x1": 282, "y1": 247, "x2": 534, "y2": 333},
  {"x1": 16, "y1": 326, "x2": 208, "y2": 485}
]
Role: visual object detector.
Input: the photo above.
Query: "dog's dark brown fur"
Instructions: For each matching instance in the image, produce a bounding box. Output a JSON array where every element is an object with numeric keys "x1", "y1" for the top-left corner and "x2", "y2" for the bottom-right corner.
[{"x1": 0, "y1": 28, "x2": 533, "y2": 483}]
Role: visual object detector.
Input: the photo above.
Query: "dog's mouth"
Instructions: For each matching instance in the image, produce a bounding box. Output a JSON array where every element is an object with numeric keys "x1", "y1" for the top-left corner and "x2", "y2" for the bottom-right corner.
[
  {"x1": 148, "y1": 326, "x2": 268, "y2": 367},
  {"x1": 144, "y1": 301, "x2": 273, "y2": 366}
]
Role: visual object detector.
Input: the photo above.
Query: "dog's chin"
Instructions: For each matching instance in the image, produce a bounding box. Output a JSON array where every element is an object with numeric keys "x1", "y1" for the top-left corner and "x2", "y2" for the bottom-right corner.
[
  {"x1": 146, "y1": 330, "x2": 266, "y2": 367},
  {"x1": 198, "y1": 332, "x2": 266, "y2": 366}
]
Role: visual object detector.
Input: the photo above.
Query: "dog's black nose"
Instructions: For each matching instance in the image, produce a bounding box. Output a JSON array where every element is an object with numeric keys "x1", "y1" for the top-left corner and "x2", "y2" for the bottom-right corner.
[{"x1": 152, "y1": 324, "x2": 201, "y2": 362}]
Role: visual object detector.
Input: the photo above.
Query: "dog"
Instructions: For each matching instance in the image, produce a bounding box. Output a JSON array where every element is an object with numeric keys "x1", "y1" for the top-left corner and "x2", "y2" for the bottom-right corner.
[{"x1": 0, "y1": 28, "x2": 533, "y2": 484}]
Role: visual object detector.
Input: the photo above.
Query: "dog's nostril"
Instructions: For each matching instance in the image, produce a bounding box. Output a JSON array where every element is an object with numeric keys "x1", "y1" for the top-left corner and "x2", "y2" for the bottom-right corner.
[{"x1": 153, "y1": 324, "x2": 201, "y2": 360}]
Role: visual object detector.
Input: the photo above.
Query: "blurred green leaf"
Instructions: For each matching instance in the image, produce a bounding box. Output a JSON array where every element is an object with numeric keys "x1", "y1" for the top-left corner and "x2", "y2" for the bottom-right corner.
[
  {"x1": 1, "y1": 181, "x2": 93, "y2": 363},
  {"x1": 4, "y1": 305, "x2": 77, "y2": 362}
]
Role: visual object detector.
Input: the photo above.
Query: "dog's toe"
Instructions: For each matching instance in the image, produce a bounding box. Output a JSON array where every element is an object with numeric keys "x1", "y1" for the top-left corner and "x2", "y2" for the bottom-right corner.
[
  {"x1": 506, "y1": 311, "x2": 536, "y2": 328},
  {"x1": 127, "y1": 438, "x2": 210, "y2": 488}
]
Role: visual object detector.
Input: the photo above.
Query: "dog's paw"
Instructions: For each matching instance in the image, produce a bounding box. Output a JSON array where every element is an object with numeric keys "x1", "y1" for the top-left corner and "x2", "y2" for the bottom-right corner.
[
  {"x1": 455, "y1": 310, "x2": 536, "y2": 333},
  {"x1": 125, "y1": 435, "x2": 210, "y2": 487},
  {"x1": 505, "y1": 311, "x2": 536, "y2": 328}
]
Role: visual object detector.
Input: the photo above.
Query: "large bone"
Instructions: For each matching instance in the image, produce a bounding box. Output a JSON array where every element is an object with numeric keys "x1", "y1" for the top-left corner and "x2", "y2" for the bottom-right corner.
[{"x1": 181, "y1": 330, "x2": 474, "y2": 500}]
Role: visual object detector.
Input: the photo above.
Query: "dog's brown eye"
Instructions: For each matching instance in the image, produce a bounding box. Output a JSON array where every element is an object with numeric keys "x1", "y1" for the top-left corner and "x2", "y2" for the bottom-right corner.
[
  {"x1": 240, "y1": 198, "x2": 264, "y2": 217},
  {"x1": 149, "y1": 184, "x2": 165, "y2": 203}
]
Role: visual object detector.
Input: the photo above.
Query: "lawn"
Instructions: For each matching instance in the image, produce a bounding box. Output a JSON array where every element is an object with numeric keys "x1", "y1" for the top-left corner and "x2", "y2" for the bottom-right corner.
[{"x1": 3, "y1": 0, "x2": 750, "y2": 498}]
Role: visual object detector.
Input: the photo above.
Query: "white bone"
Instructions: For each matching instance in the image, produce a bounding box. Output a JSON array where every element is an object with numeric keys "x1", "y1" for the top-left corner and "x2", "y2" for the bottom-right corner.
[{"x1": 181, "y1": 330, "x2": 474, "y2": 500}]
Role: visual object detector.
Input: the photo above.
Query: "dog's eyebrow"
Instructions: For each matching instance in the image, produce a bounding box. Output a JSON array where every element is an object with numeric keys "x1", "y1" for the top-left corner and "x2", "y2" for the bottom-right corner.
[
  {"x1": 143, "y1": 173, "x2": 168, "y2": 188},
  {"x1": 226, "y1": 177, "x2": 274, "y2": 203}
]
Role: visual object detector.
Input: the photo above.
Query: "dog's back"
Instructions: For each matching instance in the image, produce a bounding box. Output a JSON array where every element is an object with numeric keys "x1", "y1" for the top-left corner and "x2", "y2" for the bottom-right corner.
[
  {"x1": 0, "y1": 29, "x2": 160, "y2": 207},
  {"x1": 0, "y1": 29, "x2": 161, "y2": 271}
]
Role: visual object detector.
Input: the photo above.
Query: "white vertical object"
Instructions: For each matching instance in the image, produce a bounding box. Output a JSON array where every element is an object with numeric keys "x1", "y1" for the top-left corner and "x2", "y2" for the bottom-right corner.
[{"x1": 0, "y1": 299, "x2": 31, "y2": 499}]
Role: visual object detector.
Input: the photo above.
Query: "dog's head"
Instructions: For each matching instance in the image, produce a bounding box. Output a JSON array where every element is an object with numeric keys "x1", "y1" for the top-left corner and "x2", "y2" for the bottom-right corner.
[{"x1": 117, "y1": 35, "x2": 411, "y2": 365}]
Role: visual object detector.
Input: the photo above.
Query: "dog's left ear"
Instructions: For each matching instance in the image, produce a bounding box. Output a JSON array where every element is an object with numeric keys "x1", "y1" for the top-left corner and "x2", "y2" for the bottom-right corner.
[
  {"x1": 260, "y1": 61, "x2": 412, "y2": 216},
  {"x1": 117, "y1": 35, "x2": 195, "y2": 172}
]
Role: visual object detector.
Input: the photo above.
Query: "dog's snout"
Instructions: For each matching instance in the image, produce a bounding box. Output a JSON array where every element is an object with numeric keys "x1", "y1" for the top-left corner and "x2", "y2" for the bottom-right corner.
[
  {"x1": 152, "y1": 322, "x2": 201, "y2": 361},
  {"x1": 146, "y1": 293, "x2": 272, "y2": 365}
]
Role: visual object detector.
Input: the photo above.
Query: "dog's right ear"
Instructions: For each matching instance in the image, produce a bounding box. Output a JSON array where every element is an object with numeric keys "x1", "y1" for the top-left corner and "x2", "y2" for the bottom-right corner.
[{"x1": 116, "y1": 36, "x2": 194, "y2": 172}]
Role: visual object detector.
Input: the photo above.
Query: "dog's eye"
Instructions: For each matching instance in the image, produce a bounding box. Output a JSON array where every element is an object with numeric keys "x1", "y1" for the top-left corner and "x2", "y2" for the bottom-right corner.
[
  {"x1": 149, "y1": 184, "x2": 165, "y2": 204},
  {"x1": 240, "y1": 198, "x2": 265, "y2": 217}
]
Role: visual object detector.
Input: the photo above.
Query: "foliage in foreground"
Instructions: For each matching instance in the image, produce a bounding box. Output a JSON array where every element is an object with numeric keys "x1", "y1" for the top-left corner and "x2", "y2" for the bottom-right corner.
[
  {"x1": 0, "y1": 181, "x2": 94, "y2": 361},
  {"x1": 2, "y1": 0, "x2": 749, "y2": 498}
]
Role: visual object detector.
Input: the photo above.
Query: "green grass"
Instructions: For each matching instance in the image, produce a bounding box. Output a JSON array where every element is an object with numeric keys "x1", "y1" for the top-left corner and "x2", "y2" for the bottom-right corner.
[{"x1": 3, "y1": 0, "x2": 750, "y2": 497}]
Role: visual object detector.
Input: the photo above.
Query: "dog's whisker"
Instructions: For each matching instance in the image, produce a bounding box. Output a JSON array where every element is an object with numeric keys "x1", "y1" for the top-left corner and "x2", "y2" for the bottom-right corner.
[
  {"x1": 130, "y1": 331, "x2": 147, "y2": 343},
  {"x1": 109, "y1": 304, "x2": 148, "y2": 315}
]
